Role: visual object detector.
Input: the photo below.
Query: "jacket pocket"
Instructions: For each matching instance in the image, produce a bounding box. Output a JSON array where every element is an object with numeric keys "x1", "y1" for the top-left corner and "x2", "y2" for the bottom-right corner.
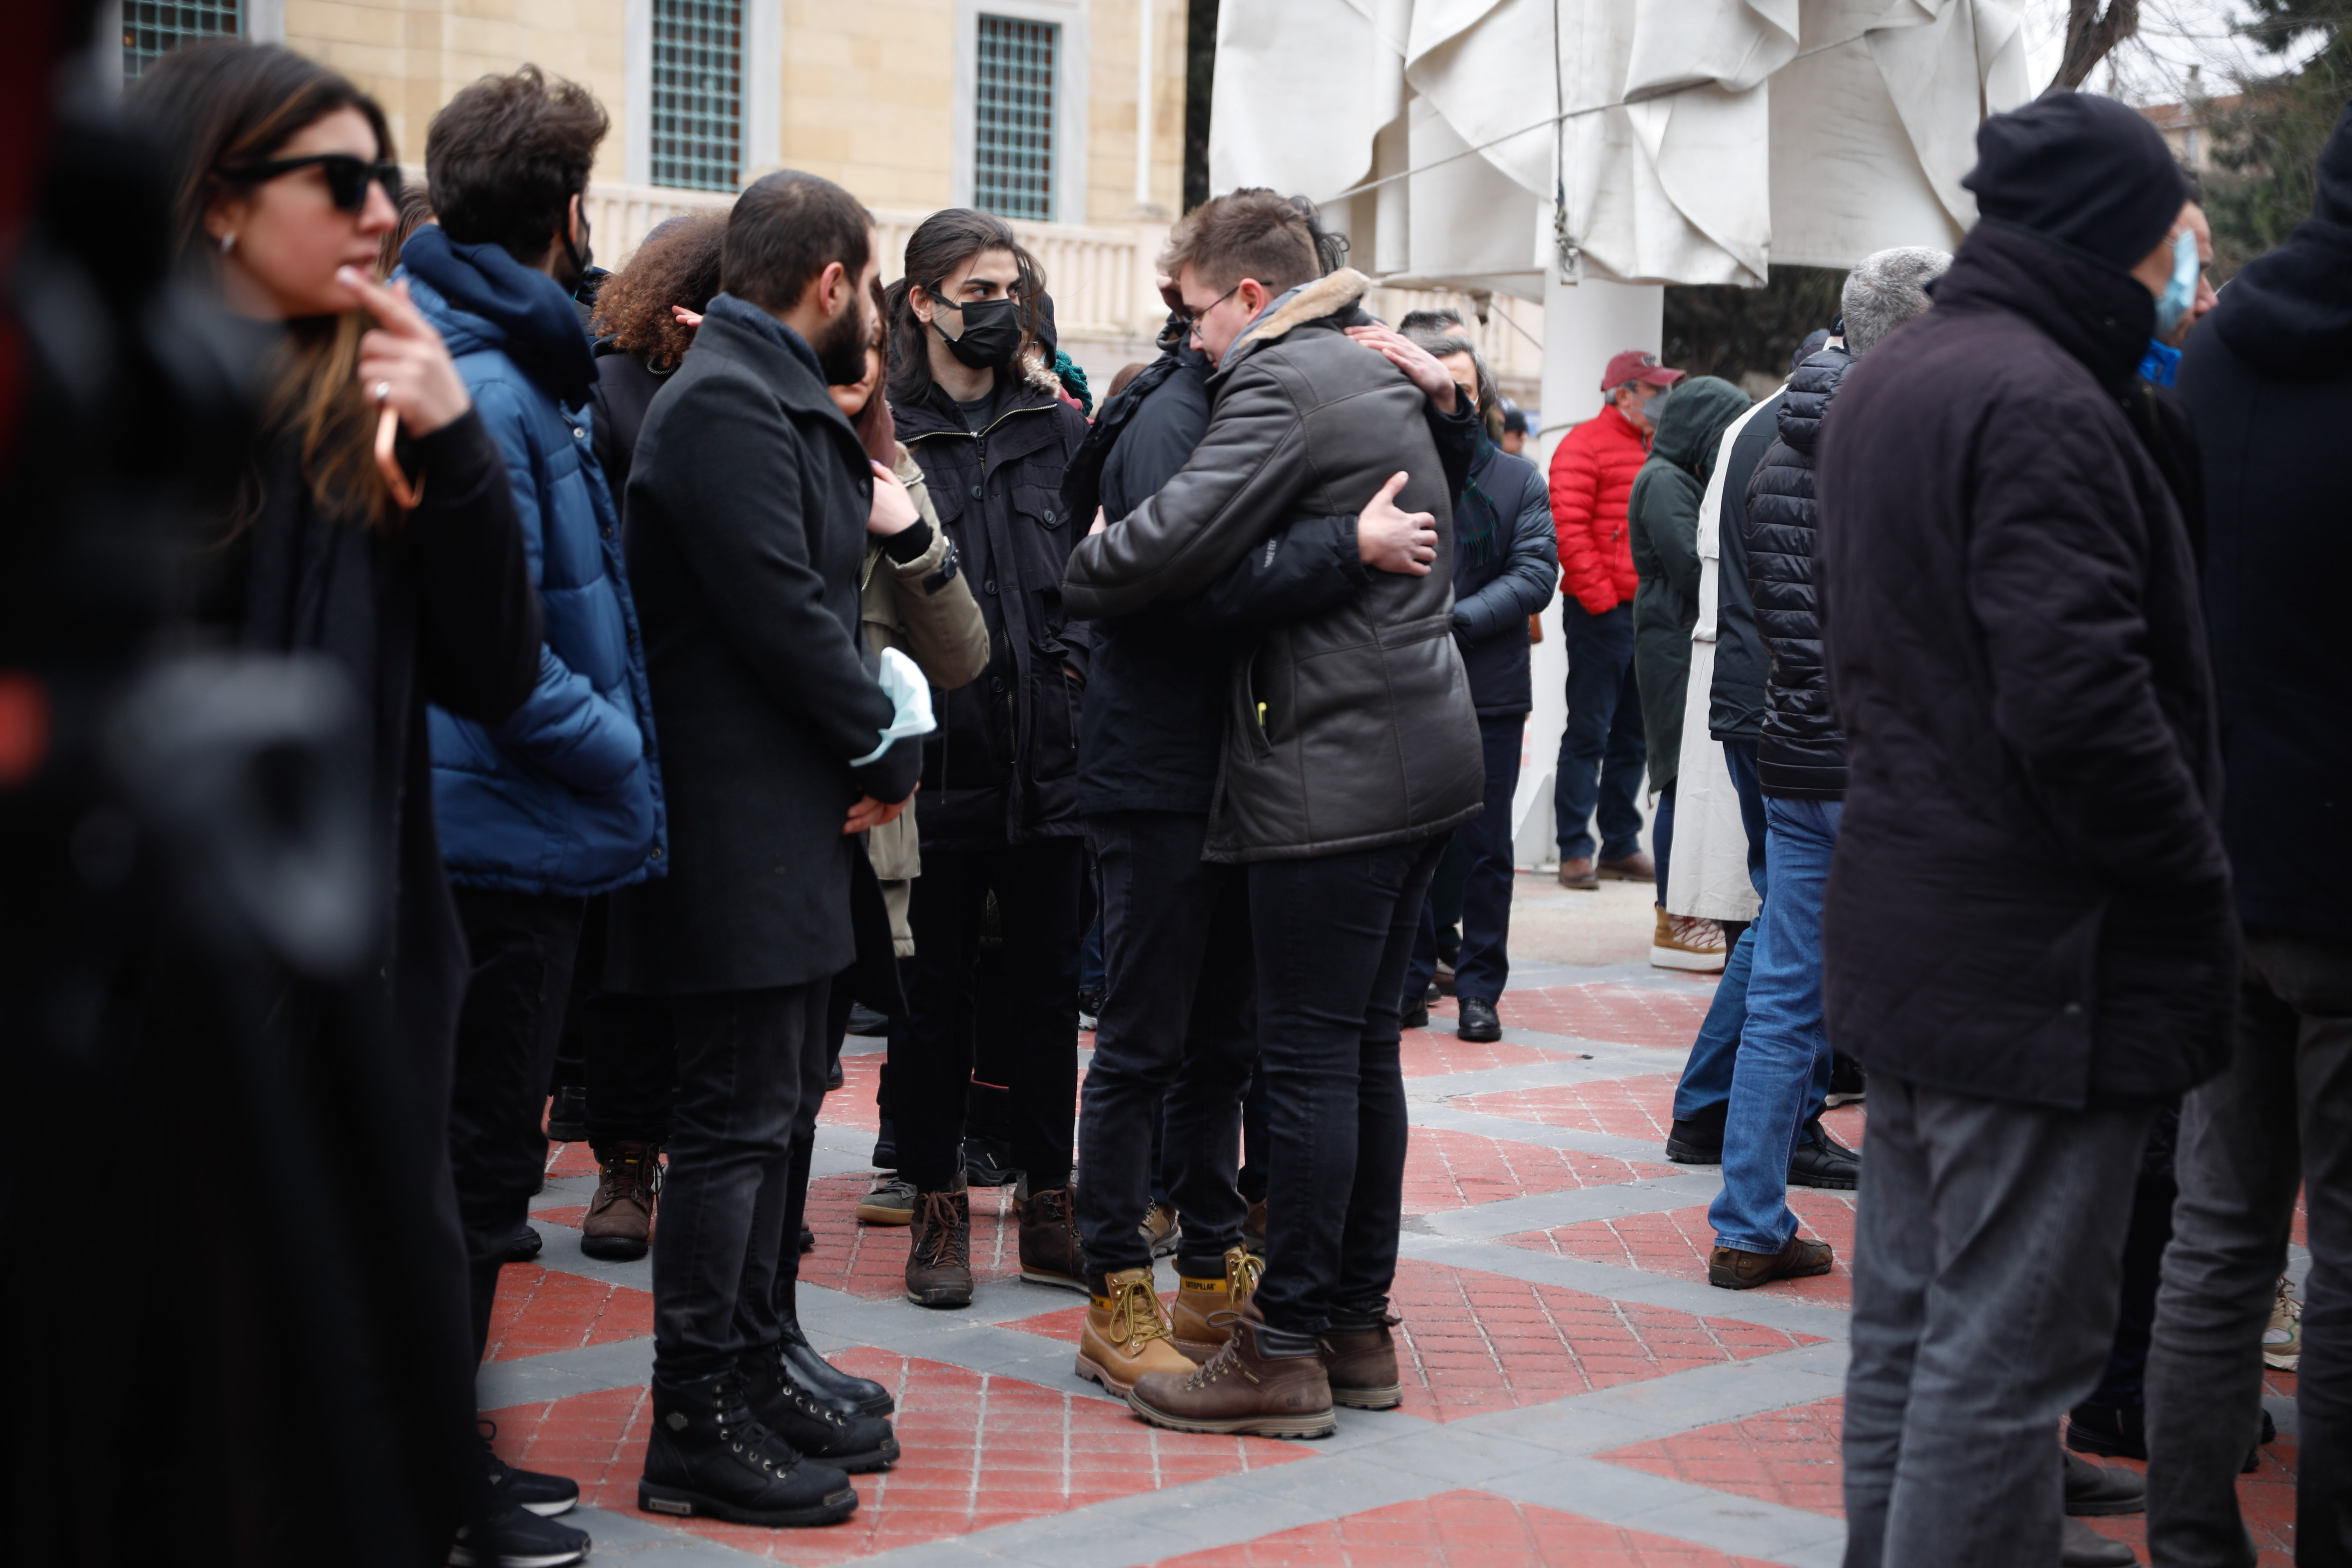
[{"x1": 1024, "y1": 633, "x2": 1082, "y2": 781}]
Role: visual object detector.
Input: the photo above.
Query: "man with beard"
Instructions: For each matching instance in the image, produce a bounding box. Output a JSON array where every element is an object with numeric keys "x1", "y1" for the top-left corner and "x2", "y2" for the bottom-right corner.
[{"x1": 607, "y1": 170, "x2": 919, "y2": 1528}]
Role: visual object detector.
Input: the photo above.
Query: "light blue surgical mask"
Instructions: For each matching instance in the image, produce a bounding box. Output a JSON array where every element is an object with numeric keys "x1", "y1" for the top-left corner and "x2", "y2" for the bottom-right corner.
[{"x1": 2154, "y1": 227, "x2": 2201, "y2": 339}]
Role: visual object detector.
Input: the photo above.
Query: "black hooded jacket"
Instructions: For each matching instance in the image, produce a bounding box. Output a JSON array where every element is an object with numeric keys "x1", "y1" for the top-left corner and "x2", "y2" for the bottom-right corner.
[
  {"x1": 2178, "y1": 100, "x2": 2352, "y2": 942},
  {"x1": 1815, "y1": 219, "x2": 2233, "y2": 1108},
  {"x1": 1745, "y1": 347, "x2": 1853, "y2": 799}
]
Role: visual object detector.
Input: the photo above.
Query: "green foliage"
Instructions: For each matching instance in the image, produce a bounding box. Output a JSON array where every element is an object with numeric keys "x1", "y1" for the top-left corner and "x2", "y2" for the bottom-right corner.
[
  {"x1": 2204, "y1": 1, "x2": 2352, "y2": 278},
  {"x1": 1661, "y1": 266, "x2": 1846, "y2": 390}
]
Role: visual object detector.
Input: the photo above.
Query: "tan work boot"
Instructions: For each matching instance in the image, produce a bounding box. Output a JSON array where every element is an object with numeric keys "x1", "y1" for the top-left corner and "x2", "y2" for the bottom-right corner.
[
  {"x1": 581, "y1": 1141, "x2": 662, "y2": 1261},
  {"x1": 1170, "y1": 1246, "x2": 1264, "y2": 1364},
  {"x1": 1074, "y1": 1268, "x2": 1195, "y2": 1395},
  {"x1": 1708, "y1": 1234, "x2": 1834, "y2": 1290},
  {"x1": 1651, "y1": 908, "x2": 1729, "y2": 973},
  {"x1": 1126, "y1": 1313, "x2": 1336, "y2": 1439},
  {"x1": 1014, "y1": 1176, "x2": 1088, "y2": 1293},
  {"x1": 905, "y1": 1182, "x2": 973, "y2": 1308},
  {"x1": 1320, "y1": 1310, "x2": 1404, "y2": 1409}
]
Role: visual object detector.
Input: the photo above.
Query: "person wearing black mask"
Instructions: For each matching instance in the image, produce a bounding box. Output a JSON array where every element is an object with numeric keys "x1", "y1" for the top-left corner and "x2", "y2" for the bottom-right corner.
[
  {"x1": 882, "y1": 209, "x2": 1093, "y2": 1308},
  {"x1": 1815, "y1": 93, "x2": 2233, "y2": 1568}
]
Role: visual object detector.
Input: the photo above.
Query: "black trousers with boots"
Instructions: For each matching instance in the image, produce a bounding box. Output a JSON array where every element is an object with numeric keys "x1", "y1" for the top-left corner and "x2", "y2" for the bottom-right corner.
[
  {"x1": 448, "y1": 887, "x2": 587, "y2": 1361},
  {"x1": 1075, "y1": 811, "x2": 1256, "y2": 1278}
]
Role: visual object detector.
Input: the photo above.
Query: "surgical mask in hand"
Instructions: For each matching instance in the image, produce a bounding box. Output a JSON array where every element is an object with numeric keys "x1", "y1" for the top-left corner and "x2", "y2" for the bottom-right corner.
[
  {"x1": 2154, "y1": 228, "x2": 2201, "y2": 340},
  {"x1": 937, "y1": 295, "x2": 1023, "y2": 369},
  {"x1": 852, "y1": 646, "x2": 938, "y2": 766}
]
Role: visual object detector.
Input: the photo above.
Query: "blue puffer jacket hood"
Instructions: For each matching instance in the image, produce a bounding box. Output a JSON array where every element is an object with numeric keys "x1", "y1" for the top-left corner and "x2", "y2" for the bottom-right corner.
[{"x1": 401, "y1": 235, "x2": 666, "y2": 896}]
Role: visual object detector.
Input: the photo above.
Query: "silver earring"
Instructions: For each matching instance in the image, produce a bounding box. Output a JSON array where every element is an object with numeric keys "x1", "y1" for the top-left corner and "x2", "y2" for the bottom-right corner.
[{"x1": 219, "y1": 231, "x2": 236, "y2": 255}]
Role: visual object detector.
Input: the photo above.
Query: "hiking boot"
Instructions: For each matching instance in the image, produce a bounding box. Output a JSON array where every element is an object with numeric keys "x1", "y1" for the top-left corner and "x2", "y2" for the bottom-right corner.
[
  {"x1": 1651, "y1": 909, "x2": 1728, "y2": 973},
  {"x1": 1127, "y1": 1314, "x2": 1337, "y2": 1439},
  {"x1": 856, "y1": 1174, "x2": 915, "y2": 1226},
  {"x1": 638, "y1": 1370, "x2": 857, "y2": 1527},
  {"x1": 741, "y1": 1341, "x2": 900, "y2": 1473},
  {"x1": 963, "y1": 1134, "x2": 1018, "y2": 1188},
  {"x1": 1170, "y1": 1246, "x2": 1264, "y2": 1363},
  {"x1": 1076, "y1": 1267, "x2": 1196, "y2": 1395},
  {"x1": 1556, "y1": 856, "x2": 1598, "y2": 890},
  {"x1": 1708, "y1": 1234, "x2": 1833, "y2": 1290},
  {"x1": 776, "y1": 1315, "x2": 894, "y2": 1418},
  {"x1": 580, "y1": 1141, "x2": 661, "y2": 1262},
  {"x1": 1242, "y1": 1198, "x2": 1267, "y2": 1254},
  {"x1": 1321, "y1": 1308, "x2": 1404, "y2": 1410},
  {"x1": 1456, "y1": 998, "x2": 1501, "y2": 1043},
  {"x1": 1015, "y1": 1177, "x2": 1088, "y2": 1292},
  {"x1": 906, "y1": 1184, "x2": 974, "y2": 1308},
  {"x1": 505, "y1": 1223, "x2": 544, "y2": 1264},
  {"x1": 1787, "y1": 1120, "x2": 1860, "y2": 1190},
  {"x1": 2265, "y1": 1274, "x2": 2303, "y2": 1370},
  {"x1": 1140, "y1": 1199, "x2": 1181, "y2": 1259},
  {"x1": 448, "y1": 1501, "x2": 589, "y2": 1567},
  {"x1": 1597, "y1": 851, "x2": 1656, "y2": 883},
  {"x1": 1664, "y1": 1101, "x2": 1726, "y2": 1164},
  {"x1": 2061, "y1": 1516, "x2": 2136, "y2": 1567},
  {"x1": 1825, "y1": 1052, "x2": 1867, "y2": 1107},
  {"x1": 544, "y1": 1085, "x2": 588, "y2": 1143},
  {"x1": 2062, "y1": 1450, "x2": 2144, "y2": 1517}
]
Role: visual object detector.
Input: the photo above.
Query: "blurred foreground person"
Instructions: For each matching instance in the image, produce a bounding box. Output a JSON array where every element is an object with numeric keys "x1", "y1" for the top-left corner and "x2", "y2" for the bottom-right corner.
[
  {"x1": 2144, "y1": 100, "x2": 2352, "y2": 1567},
  {"x1": 128, "y1": 39, "x2": 578, "y2": 1567},
  {"x1": 1818, "y1": 93, "x2": 2233, "y2": 1568}
]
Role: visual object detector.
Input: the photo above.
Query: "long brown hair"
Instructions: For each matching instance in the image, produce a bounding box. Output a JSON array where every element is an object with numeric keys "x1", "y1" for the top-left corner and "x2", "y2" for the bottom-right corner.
[
  {"x1": 588, "y1": 210, "x2": 726, "y2": 370},
  {"x1": 127, "y1": 40, "x2": 402, "y2": 531}
]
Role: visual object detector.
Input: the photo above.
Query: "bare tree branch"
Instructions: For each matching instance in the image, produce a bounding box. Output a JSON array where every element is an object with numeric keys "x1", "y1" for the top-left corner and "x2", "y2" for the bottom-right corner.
[{"x1": 2048, "y1": 0, "x2": 2143, "y2": 92}]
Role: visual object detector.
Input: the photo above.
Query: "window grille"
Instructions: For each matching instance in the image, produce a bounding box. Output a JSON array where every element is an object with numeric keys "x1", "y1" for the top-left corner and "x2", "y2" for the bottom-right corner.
[
  {"x1": 651, "y1": 0, "x2": 742, "y2": 192},
  {"x1": 975, "y1": 15, "x2": 1057, "y2": 222},
  {"x1": 122, "y1": 0, "x2": 239, "y2": 82}
]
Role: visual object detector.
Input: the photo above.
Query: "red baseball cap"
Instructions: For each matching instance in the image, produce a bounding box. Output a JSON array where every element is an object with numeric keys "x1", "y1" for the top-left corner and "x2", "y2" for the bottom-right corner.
[{"x1": 1601, "y1": 350, "x2": 1685, "y2": 393}]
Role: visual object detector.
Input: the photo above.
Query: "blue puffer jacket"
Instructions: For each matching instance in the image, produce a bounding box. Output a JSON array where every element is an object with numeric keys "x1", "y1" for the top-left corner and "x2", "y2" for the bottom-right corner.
[{"x1": 400, "y1": 226, "x2": 665, "y2": 895}]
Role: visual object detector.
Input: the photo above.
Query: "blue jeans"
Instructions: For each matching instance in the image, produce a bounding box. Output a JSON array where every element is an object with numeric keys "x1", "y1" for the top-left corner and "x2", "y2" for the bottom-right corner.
[
  {"x1": 1553, "y1": 603, "x2": 1645, "y2": 862},
  {"x1": 1709, "y1": 795, "x2": 1841, "y2": 1254},
  {"x1": 1672, "y1": 740, "x2": 1767, "y2": 1123},
  {"x1": 1406, "y1": 711, "x2": 1524, "y2": 1006}
]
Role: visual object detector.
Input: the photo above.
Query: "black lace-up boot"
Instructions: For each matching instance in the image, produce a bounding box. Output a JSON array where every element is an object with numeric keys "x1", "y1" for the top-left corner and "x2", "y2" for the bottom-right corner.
[
  {"x1": 638, "y1": 1370, "x2": 858, "y2": 1527},
  {"x1": 742, "y1": 1340, "x2": 899, "y2": 1471},
  {"x1": 777, "y1": 1315, "x2": 894, "y2": 1416}
]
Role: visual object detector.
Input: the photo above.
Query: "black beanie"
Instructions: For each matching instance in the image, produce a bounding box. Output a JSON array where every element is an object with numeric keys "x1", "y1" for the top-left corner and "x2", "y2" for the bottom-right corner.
[{"x1": 1962, "y1": 91, "x2": 2189, "y2": 271}]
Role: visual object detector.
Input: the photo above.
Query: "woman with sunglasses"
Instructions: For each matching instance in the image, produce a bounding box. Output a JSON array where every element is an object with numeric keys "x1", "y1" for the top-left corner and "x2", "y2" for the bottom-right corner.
[{"x1": 126, "y1": 40, "x2": 580, "y2": 1568}]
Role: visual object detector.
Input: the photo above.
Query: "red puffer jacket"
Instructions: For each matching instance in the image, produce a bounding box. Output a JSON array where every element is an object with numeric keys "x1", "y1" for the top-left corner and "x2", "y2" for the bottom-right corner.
[{"x1": 1548, "y1": 402, "x2": 1649, "y2": 614}]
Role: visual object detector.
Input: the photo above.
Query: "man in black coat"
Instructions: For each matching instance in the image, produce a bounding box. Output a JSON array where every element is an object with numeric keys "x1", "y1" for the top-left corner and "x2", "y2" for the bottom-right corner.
[
  {"x1": 607, "y1": 171, "x2": 920, "y2": 1529},
  {"x1": 2144, "y1": 101, "x2": 2352, "y2": 1567},
  {"x1": 1815, "y1": 94, "x2": 2233, "y2": 1568}
]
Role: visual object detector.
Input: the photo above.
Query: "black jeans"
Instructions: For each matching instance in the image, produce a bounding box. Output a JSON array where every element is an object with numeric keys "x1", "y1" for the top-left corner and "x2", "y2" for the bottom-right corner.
[
  {"x1": 572, "y1": 896, "x2": 676, "y2": 1153},
  {"x1": 1248, "y1": 834, "x2": 1446, "y2": 1336},
  {"x1": 1406, "y1": 711, "x2": 1525, "y2": 1006},
  {"x1": 654, "y1": 982, "x2": 830, "y2": 1382},
  {"x1": 1075, "y1": 812, "x2": 1256, "y2": 1278},
  {"x1": 893, "y1": 838, "x2": 1083, "y2": 1193},
  {"x1": 448, "y1": 888, "x2": 587, "y2": 1363}
]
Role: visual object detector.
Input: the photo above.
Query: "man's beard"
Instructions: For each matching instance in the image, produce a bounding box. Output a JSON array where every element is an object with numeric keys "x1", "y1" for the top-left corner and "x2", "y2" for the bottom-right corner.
[{"x1": 813, "y1": 296, "x2": 871, "y2": 386}]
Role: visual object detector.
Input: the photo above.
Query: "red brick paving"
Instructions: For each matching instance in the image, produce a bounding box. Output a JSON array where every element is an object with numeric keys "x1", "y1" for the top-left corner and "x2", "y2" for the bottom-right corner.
[
  {"x1": 1145, "y1": 1489, "x2": 1795, "y2": 1568},
  {"x1": 1401, "y1": 1126, "x2": 1678, "y2": 1215},
  {"x1": 1457, "y1": 1073, "x2": 1689, "y2": 1144},
  {"x1": 481, "y1": 1264, "x2": 652, "y2": 1363},
  {"x1": 796, "y1": 1170, "x2": 1030, "y2": 1300},
  {"x1": 1502, "y1": 1192, "x2": 1858, "y2": 1307},
  {"x1": 1401, "y1": 1029, "x2": 1562, "y2": 1078},
  {"x1": 1432, "y1": 983, "x2": 1719, "y2": 1049}
]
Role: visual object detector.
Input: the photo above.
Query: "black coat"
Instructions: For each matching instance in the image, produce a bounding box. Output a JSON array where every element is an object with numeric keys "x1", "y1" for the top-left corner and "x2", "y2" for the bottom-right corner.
[
  {"x1": 1448, "y1": 438, "x2": 1557, "y2": 715},
  {"x1": 1707, "y1": 391, "x2": 1781, "y2": 743},
  {"x1": 606, "y1": 296, "x2": 918, "y2": 996},
  {"x1": 1746, "y1": 348, "x2": 1852, "y2": 800},
  {"x1": 588, "y1": 344, "x2": 670, "y2": 506},
  {"x1": 1815, "y1": 220, "x2": 2234, "y2": 1108},
  {"x1": 2180, "y1": 102, "x2": 2352, "y2": 942},
  {"x1": 893, "y1": 374, "x2": 1093, "y2": 847}
]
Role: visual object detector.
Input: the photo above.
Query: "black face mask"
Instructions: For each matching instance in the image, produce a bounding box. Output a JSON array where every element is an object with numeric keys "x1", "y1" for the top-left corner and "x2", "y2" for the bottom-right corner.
[{"x1": 933, "y1": 293, "x2": 1022, "y2": 369}]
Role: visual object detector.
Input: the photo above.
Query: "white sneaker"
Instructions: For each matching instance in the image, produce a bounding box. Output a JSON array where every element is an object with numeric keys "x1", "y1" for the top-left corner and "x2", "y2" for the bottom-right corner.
[{"x1": 1651, "y1": 909, "x2": 1728, "y2": 973}]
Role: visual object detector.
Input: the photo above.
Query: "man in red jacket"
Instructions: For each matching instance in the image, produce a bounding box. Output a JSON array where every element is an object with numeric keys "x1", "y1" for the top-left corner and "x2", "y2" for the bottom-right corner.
[{"x1": 1547, "y1": 349, "x2": 1682, "y2": 888}]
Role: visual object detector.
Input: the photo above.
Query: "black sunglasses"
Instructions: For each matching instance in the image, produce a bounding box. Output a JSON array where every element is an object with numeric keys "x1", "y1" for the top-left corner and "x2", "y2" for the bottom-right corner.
[{"x1": 219, "y1": 153, "x2": 402, "y2": 215}]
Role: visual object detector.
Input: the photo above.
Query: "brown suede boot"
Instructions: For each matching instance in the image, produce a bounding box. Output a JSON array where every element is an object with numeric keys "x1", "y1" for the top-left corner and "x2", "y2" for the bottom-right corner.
[
  {"x1": 1074, "y1": 1268, "x2": 1196, "y2": 1395},
  {"x1": 581, "y1": 1141, "x2": 662, "y2": 1261},
  {"x1": 1014, "y1": 1177, "x2": 1087, "y2": 1293},
  {"x1": 1707, "y1": 1234, "x2": 1834, "y2": 1290},
  {"x1": 1170, "y1": 1247, "x2": 1264, "y2": 1364},
  {"x1": 1320, "y1": 1310, "x2": 1404, "y2": 1410},
  {"x1": 905, "y1": 1183, "x2": 973, "y2": 1309},
  {"x1": 1126, "y1": 1313, "x2": 1336, "y2": 1438}
]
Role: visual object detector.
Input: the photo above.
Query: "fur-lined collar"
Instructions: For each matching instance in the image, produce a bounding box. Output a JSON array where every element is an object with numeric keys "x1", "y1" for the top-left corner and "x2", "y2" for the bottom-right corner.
[
  {"x1": 1018, "y1": 347, "x2": 1066, "y2": 399},
  {"x1": 1221, "y1": 268, "x2": 1373, "y2": 369}
]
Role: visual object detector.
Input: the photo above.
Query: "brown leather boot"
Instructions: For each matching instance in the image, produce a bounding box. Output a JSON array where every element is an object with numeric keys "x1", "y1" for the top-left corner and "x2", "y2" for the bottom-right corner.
[
  {"x1": 1074, "y1": 1268, "x2": 1196, "y2": 1395},
  {"x1": 1014, "y1": 1177, "x2": 1087, "y2": 1293},
  {"x1": 1320, "y1": 1310, "x2": 1404, "y2": 1409},
  {"x1": 905, "y1": 1184, "x2": 973, "y2": 1309},
  {"x1": 581, "y1": 1141, "x2": 662, "y2": 1261},
  {"x1": 1170, "y1": 1247, "x2": 1264, "y2": 1364},
  {"x1": 1126, "y1": 1313, "x2": 1336, "y2": 1438},
  {"x1": 1707, "y1": 1234, "x2": 1834, "y2": 1290}
]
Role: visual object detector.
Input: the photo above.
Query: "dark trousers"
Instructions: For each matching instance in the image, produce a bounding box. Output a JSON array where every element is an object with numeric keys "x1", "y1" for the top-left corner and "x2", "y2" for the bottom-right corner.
[
  {"x1": 653, "y1": 981, "x2": 829, "y2": 1382},
  {"x1": 572, "y1": 896, "x2": 676, "y2": 1152},
  {"x1": 1075, "y1": 812, "x2": 1256, "y2": 1278},
  {"x1": 894, "y1": 837, "x2": 1083, "y2": 1193},
  {"x1": 1406, "y1": 711, "x2": 1523, "y2": 1006},
  {"x1": 2147, "y1": 928, "x2": 2352, "y2": 1567},
  {"x1": 1248, "y1": 834, "x2": 1446, "y2": 1336},
  {"x1": 448, "y1": 888, "x2": 587, "y2": 1363},
  {"x1": 1841, "y1": 1069, "x2": 2156, "y2": 1568},
  {"x1": 1553, "y1": 602, "x2": 1645, "y2": 863}
]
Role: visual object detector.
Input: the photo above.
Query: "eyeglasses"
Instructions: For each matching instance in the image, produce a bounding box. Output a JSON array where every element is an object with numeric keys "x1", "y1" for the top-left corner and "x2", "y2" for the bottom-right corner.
[
  {"x1": 218, "y1": 154, "x2": 402, "y2": 215},
  {"x1": 1175, "y1": 284, "x2": 1240, "y2": 333}
]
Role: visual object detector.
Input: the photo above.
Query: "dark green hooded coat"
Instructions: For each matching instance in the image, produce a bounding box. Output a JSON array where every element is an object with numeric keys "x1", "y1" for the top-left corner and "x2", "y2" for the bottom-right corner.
[{"x1": 1627, "y1": 376, "x2": 1753, "y2": 791}]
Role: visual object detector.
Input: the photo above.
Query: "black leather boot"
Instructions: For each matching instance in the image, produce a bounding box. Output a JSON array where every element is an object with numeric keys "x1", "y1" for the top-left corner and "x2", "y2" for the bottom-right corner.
[
  {"x1": 777, "y1": 1316, "x2": 894, "y2": 1417},
  {"x1": 742, "y1": 1340, "x2": 900, "y2": 1471},
  {"x1": 638, "y1": 1370, "x2": 857, "y2": 1527}
]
